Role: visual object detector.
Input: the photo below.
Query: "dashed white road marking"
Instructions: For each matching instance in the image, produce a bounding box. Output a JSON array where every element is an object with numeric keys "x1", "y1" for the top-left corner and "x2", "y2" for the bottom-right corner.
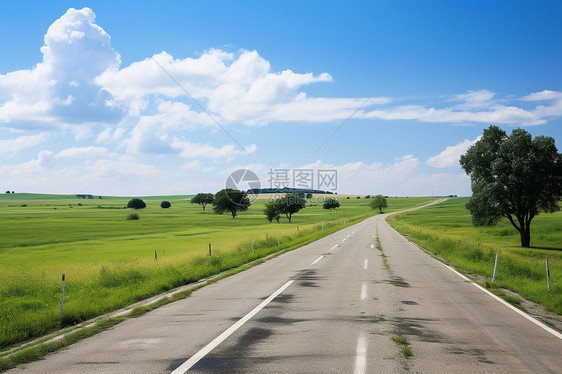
[
  {"x1": 363, "y1": 259, "x2": 368, "y2": 270},
  {"x1": 360, "y1": 283, "x2": 368, "y2": 301},
  {"x1": 354, "y1": 332, "x2": 367, "y2": 374},
  {"x1": 331, "y1": 244, "x2": 339, "y2": 250},
  {"x1": 170, "y1": 280, "x2": 295, "y2": 373},
  {"x1": 310, "y1": 256, "x2": 324, "y2": 266},
  {"x1": 370, "y1": 243, "x2": 374, "y2": 249}
]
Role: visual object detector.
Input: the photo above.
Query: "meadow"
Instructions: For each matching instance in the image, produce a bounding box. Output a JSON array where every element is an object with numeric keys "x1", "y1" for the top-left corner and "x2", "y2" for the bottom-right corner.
[
  {"x1": 387, "y1": 198, "x2": 562, "y2": 314},
  {"x1": 0, "y1": 193, "x2": 432, "y2": 349}
]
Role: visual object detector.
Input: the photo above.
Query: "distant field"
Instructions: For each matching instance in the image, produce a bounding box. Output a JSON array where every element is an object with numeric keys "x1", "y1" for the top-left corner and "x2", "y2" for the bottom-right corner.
[
  {"x1": 388, "y1": 198, "x2": 562, "y2": 314},
  {"x1": 0, "y1": 193, "x2": 433, "y2": 349}
]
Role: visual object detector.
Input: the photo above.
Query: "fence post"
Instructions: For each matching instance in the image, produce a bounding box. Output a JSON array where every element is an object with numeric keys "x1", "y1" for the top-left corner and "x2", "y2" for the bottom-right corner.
[
  {"x1": 154, "y1": 250, "x2": 158, "y2": 262},
  {"x1": 492, "y1": 253, "x2": 499, "y2": 283},
  {"x1": 60, "y1": 273, "x2": 65, "y2": 323},
  {"x1": 250, "y1": 237, "x2": 254, "y2": 254},
  {"x1": 344, "y1": 217, "x2": 346, "y2": 225},
  {"x1": 546, "y1": 258, "x2": 550, "y2": 289},
  {"x1": 209, "y1": 243, "x2": 212, "y2": 257},
  {"x1": 277, "y1": 232, "x2": 280, "y2": 246}
]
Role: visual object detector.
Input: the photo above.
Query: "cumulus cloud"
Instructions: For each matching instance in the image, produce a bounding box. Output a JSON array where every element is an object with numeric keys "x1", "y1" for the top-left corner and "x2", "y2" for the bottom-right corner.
[
  {"x1": 0, "y1": 7, "x2": 123, "y2": 129},
  {"x1": 426, "y1": 137, "x2": 481, "y2": 168},
  {"x1": 0, "y1": 132, "x2": 49, "y2": 155}
]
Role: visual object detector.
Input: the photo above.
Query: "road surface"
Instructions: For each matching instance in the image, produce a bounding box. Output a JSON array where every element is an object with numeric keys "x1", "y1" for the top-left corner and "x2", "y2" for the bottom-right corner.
[{"x1": 7, "y1": 204, "x2": 562, "y2": 373}]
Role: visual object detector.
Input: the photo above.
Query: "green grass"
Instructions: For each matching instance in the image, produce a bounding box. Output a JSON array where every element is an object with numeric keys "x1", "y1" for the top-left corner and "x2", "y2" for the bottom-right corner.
[
  {"x1": 391, "y1": 332, "x2": 412, "y2": 359},
  {"x1": 0, "y1": 193, "x2": 433, "y2": 349},
  {"x1": 388, "y1": 197, "x2": 562, "y2": 314}
]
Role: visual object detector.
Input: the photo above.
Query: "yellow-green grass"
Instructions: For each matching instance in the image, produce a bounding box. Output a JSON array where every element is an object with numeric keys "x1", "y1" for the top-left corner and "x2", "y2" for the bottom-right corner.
[
  {"x1": 387, "y1": 198, "x2": 562, "y2": 314},
  {"x1": 0, "y1": 193, "x2": 433, "y2": 349}
]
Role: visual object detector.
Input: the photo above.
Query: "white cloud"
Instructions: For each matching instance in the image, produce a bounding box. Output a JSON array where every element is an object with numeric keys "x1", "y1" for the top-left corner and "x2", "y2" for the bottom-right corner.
[
  {"x1": 426, "y1": 136, "x2": 481, "y2": 168},
  {"x1": 292, "y1": 157, "x2": 470, "y2": 196},
  {"x1": 96, "y1": 127, "x2": 125, "y2": 143},
  {"x1": 0, "y1": 7, "x2": 123, "y2": 129},
  {"x1": 171, "y1": 140, "x2": 257, "y2": 159},
  {"x1": 55, "y1": 146, "x2": 109, "y2": 158},
  {"x1": 0, "y1": 132, "x2": 49, "y2": 155}
]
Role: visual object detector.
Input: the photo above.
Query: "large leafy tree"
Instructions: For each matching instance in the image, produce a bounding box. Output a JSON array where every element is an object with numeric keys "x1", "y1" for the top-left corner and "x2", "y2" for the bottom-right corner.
[
  {"x1": 212, "y1": 189, "x2": 250, "y2": 218},
  {"x1": 276, "y1": 193, "x2": 306, "y2": 223},
  {"x1": 460, "y1": 125, "x2": 562, "y2": 247},
  {"x1": 370, "y1": 195, "x2": 387, "y2": 214},
  {"x1": 127, "y1": 198, "x2": 146, "y2": 210},
  {"x1": 190, "y1": 193, "x2": 214, "y2": 211},
  {"x1": 323, "y1": 198, "x2": 340, "y2": 214},
  {"x1": 263, "y1": 201, "x2": 281, "y2": 223}
]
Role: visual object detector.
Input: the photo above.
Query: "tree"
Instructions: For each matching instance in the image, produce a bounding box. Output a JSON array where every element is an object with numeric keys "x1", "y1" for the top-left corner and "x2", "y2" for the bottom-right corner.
[
  {"x1": 460, "y1": 125, "x2": 561, "y2": 248},
  {"x1": 323, "y1": 198, "x2": 340, "y2": 214},
  {"x1": 161, "y1": 201, "x2": 171, "y2": 208},
  {"x1": 127, "y1": 198, "x2": 146, "y2": 210},
  {"x1": 191, "y1": 193, "x2": 214, "y2": 211},
  {"x1": 305, "y1": 192, "x2": 313, "y2": 199},
  {"x1": 276, "y1": 193, "x2": 306, "y2": 222},
  {"x1": 370, "y1": 194, "x2": 387, "y2": 213},
  {"x1": 264, "y1": 201, "x2": 280, "y2": 223},
  {"x1": 212, "y1": 189, "x2": 250, "y2": 218}
]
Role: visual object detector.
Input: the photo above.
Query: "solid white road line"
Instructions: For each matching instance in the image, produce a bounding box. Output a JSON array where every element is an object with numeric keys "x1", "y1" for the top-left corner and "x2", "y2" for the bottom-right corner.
[
  {"x1": 311, "y1": 256, "x2": 324, "y2": 266},
  {"x1": 437, "y1": 259, "x2": 562, "y2": 340},
  {"x1": 354, "y1": 333, "x2": 367, "y2": 374},
  {"x1": 363, "y1": 259, "x2": 368, "y2": 270},
  {"x1": 170, "y1": 280, "x2": 295, "y2": 373},
  {"x1": 360, "y1": 283, "x2": 368, "y2": 301}
]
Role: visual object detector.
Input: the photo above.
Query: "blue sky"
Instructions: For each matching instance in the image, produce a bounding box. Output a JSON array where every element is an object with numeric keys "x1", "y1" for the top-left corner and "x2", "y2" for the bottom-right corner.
[{"x1": 0, "y1": 1, "x2": 560, "y2": 196}]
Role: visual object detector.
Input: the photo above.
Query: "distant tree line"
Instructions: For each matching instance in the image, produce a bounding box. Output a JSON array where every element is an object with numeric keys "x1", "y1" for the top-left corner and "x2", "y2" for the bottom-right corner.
[
  {"x1": 248, "y1": 188, "x2": 334, "y2": 195},
  {"x1": 76, "y1": 194, "x2": 102, "y2": 199}
]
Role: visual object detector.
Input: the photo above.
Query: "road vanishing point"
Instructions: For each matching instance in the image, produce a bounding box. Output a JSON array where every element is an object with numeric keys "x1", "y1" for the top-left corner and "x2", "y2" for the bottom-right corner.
[{"x1": 7, "y1": 201, "x2": 562, "y2": 373}]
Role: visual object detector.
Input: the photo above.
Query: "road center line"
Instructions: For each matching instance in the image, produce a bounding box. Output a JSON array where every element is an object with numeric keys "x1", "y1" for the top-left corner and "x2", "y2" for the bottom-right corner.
[
  {"x1": 360, "y1": 283, "x2": 368, "y2": 301},
  {"x1": 311, "y1": 256, "x2": 324, "y2": 266},
  {"x1": 354, "y1": 333, "x2": 367, "y2": 374},
  {"x1": 170, "y1": 280, "x2": 295, "y2": 373},
  {"x1": 363, "y1": 259, "x2": 368, "y2": 270}
]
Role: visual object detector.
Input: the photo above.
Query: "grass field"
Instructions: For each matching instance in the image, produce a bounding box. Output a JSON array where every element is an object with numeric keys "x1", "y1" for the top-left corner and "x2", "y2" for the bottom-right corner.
[
  {"x1": 387, "y1": 198, "x2": 562, "y2": 314},
  {"x1": 0, "y1": 193, "x2": 433, "y2": 349}
]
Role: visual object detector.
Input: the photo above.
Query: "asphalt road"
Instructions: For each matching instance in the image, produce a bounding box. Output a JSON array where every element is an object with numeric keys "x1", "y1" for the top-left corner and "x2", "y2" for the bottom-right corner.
[{"x1": 8, "y1": 204, "x2": 562, "y2": 373}]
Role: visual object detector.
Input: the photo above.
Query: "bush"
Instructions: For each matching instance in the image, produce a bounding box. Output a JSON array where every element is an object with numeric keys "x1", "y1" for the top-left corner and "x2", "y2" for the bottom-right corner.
[
  {"x1": 126, "y1": 213, "x2": 140, "y2": 220},
  {"x1": 127, "y1": 198, "x2": 146, "y2": 209},
  {"x1": 161, "y1": 201, "x2": 171, "y2": 208}
]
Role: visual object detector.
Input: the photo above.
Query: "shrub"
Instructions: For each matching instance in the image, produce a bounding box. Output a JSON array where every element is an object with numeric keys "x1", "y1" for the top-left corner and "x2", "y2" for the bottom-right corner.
[
  {"x1": 126, "y1": 213, "x2": 140, "y2": 220},
  {"x1": 161, "y1": 201, "x2": 171, "y2": 208},
  {"x1": 127, "y1": 198, "x2": 146, "y2": 209}
]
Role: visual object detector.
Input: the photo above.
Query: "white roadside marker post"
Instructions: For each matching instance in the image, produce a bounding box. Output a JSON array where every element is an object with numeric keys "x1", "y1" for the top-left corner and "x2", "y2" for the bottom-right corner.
[
  {"x1": 546, "y1": 258, "x2": 550, "y2": 289},
  {"x1": 277, "y1": 232, "x2": 280, "y2": 246},
  {"x1": 492, "y1": 253, "x2": 499, "y2": 283},
  {"x1": 60, "y1": 273, "x2": 65, "y2": 323},
  {"x1": 250, "y1": 237, "x2": 254, "y2": 254}
]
